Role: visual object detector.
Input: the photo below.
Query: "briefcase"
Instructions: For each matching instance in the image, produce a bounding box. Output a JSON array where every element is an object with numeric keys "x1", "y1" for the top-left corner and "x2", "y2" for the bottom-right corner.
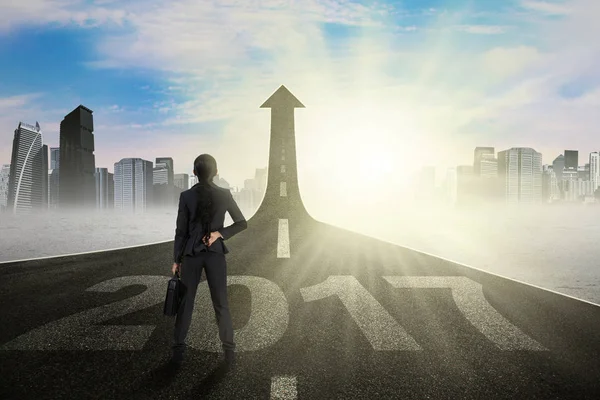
[{"x1": 163, "y1": 270, "x2": 187, "y2": 317}]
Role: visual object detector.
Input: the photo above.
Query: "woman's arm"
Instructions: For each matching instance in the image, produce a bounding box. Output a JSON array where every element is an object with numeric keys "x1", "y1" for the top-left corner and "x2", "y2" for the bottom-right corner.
[
  {"x1": 173, "y1": 192, "x2": 189, "y2": 263},
  {"x1": 219, "y1": 191, "x2": 248, "y2": 240}
]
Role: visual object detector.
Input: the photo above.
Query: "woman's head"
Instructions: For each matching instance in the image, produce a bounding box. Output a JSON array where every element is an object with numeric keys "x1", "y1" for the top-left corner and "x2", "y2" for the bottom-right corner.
[{"x1": 193, "y1": 154, "x2": 218, "y2": 183}]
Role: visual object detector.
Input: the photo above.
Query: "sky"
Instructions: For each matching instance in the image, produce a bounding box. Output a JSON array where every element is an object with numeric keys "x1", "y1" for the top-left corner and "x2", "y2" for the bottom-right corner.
[{"x1": 0, "y1": 0, "x2": 599, "y2": 218}]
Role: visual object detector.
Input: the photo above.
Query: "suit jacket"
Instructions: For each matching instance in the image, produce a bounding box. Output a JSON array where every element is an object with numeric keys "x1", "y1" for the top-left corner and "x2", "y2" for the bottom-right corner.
[{"x1": 173, "y1": 181, "x2": 248, "y2": 263}]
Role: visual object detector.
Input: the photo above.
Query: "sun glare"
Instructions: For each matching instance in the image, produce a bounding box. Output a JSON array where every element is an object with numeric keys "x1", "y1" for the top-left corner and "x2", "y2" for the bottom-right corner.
[{"x1": 301, "y1": 102, "x2": 426, "y2": 205}]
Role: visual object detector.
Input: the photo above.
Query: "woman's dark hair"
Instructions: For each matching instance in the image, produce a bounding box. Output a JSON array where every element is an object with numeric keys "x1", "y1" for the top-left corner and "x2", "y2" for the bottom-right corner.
[{"x1": 193, "y1": 154, "x2": 218, "y2": 243}]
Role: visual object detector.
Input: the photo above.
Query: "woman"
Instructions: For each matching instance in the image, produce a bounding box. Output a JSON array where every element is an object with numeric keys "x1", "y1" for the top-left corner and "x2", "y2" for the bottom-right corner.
[{"x1": 171, "y1": 154, "x2": 247, "y2": 368}]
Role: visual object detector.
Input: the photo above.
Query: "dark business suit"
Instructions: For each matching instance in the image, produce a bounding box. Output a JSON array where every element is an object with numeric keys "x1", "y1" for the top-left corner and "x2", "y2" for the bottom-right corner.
[{"x1": 172, "y1": 181, "x2": 247, "y2": 355}]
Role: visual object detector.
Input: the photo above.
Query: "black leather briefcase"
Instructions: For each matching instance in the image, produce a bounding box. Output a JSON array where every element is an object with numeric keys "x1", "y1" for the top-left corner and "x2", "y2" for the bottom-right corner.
[{"x1": 163, "y1": 271, "x2": 187, "y2": 317}]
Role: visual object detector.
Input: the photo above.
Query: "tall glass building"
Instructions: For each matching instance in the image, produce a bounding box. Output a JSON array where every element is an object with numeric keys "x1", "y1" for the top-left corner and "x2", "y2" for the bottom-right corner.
[
  {"x1": 114, "y1": 158, "x2": 153, "y2": 212},
  {"x1": 7, "y1": 122, "x2": 48, "y2": 214},
  {"x1": 498, "y1": 147, "x2": 542, "y2": 203}
]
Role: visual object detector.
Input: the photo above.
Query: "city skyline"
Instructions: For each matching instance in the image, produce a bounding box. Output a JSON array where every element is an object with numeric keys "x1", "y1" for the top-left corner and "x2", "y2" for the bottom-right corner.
[
  {"x1": 1, "y1": 116, "x2": 599, "y2": 189},
  {"x1": 1, "y1": 108, "x2": 598, "y2": 215},
  {"x1": 1, "y1": 0, "x2": 600, "y2": 192},
  {"x1": 0, "y1": 108, "x2": 273, "y2": 214}
]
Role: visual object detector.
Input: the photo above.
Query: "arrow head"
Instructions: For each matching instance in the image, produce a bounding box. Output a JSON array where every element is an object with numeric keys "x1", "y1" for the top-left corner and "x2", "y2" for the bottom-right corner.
[{"x1": 260, "y1": 85, "x2": 305, "y2": 109}]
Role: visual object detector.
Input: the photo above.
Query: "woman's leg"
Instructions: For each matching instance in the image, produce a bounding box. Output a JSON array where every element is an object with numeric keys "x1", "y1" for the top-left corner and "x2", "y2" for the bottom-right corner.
[
  {"x1": 204, "y1": 252, "x2": 235, "y2": 352},
  {"x1": 172, "y1": 255, "x2": 203, "y2": 355}
]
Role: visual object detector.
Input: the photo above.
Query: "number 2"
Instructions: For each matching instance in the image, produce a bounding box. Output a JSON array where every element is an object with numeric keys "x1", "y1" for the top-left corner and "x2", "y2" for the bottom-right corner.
[{"x1": 0, "y1": 275, "x2": 165, "y2": 350}]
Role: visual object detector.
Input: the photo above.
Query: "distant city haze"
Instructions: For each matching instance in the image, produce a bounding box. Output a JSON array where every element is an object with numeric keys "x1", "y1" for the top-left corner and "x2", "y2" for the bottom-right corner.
[{"x1": 1, "y1": 202, "x2": 599, "y2": 305}]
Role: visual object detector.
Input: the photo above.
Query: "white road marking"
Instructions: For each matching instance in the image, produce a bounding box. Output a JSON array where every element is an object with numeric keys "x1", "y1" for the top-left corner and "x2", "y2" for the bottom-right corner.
[
  {"x1": 277, "y1": 219, "x2": 290, "y2": 258},
  {"x1": 0, "y1": 275, "x2": 165, "y2": 350},
  {"x1": 300, "y1": 276, "x2": 421, "y2": 350},
  {"x1": 271, "y1": 376, "x2": 297, "y2": 399},
  {"x1": 281, "y1": 165, "x2": 286, "y2": 173},
  {"x1": 281, "y1": 155, "x2": 285, "y2": 161},
  {"x1": 280, "y1": 182, "x2": 287, "y2": 197},
  {"x1": 382, "y1": 276, "x2": 547, "y2": 351}
]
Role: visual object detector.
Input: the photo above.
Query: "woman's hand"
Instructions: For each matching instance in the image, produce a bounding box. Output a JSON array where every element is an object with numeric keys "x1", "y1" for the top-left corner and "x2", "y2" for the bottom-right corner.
[
  {"x1": 202, "y1": 231, "x2": 223, "y2": 247},
  {"x1": 172, "y1": 262, "x2": 180, "y2": 275}
]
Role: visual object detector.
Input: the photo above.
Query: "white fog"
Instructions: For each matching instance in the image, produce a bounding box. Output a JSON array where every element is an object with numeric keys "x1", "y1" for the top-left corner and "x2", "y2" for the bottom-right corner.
[{"x1": 1, "y1": 203, "x2": 599, "y2": 305}]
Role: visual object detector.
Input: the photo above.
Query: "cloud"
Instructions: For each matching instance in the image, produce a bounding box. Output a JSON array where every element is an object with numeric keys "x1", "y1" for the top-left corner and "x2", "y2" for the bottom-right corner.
[
  {"x1": 1, "y1": 0, "x2": 600, "y2": 190},
  {"x1": 0, "y1": 0, "x2": 127, "y2": 32},
  {"x1": 0, "y1": 94, "x2": 59, "y2": 154},
  {"x1": 0, "y1": 93, "x2": 43, "y2": 109},
  {"x1": 520, "y1": 0, "x2": 572, "y2": 15},
  {"x1": 454, "y1": 25, "x2": 508, "y2": 34},
  {"x1": 480, "y1": 46, "x2": 545, "y2": 80}
]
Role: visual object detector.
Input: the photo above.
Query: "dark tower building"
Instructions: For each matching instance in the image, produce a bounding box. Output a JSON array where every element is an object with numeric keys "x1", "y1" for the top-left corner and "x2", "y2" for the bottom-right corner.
[
  {"x1": 564, "y1": 150, "x2": 578, "y2": 170},
  {"x1": 58, "y1": 105, "x2": 96, "y2": 210}
]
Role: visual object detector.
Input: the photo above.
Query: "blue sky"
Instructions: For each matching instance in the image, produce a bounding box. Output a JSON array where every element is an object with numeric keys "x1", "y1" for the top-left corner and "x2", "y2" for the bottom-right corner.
[{"x1": 0, "y1": 0, "x2": 598, "y2": 213}]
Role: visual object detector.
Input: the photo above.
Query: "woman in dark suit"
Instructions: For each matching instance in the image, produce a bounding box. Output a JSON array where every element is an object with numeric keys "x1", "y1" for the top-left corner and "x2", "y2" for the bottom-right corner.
[{"x1": 171, "y1": 154, "x2": 247, "y2": 368}]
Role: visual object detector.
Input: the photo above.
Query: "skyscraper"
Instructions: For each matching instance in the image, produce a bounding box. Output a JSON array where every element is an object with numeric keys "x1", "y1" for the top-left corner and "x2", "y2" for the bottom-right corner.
[
  {"x1": 42, "y1": 144, "x2": 48, "y2": 207},
  {"x1": 156, "y1": 157, "x2": 175, "y2": 207},
  {"x1": 50, "y1": 147, "x2": 60, "y2": 170},
  {"x1": 473, "y1": 147, "x2": 495, "y2": 175},
  {"x1": 542, "y1": 165, "x2": 559, "y2": 203},
  {"x1": 590, "y1": 152, "x2": 599, "y2": 192},
  {"x1": 561, "y1": 168, "x2": 579, "y2": 201},
  {"x1": 564, "y1": 150, "x2": 578, "y2": 170},
  {"x1": 58, "y1": 105, "x2": 96, "y2": 210},
  {"x1": 189, "y1": 174, "x2": 198, "y2": 188},
  {"x1": 479, "y1": 153, "x2": 498, "y2": 178},
  {"x1": 497, "y1": 147, "x2": 542, "y2": 203},
  {"x1": 7, "y1": 122, "x2": 48, "y2": 214},
  {"x1": 95, "y1": 167, "x2": 114, "y2": 209},
  {"x1": 155, "y1": 157, "x2": 174, "y2": 185},
  {"x1": 254, "y1": 167, "x2": 267, "y2": 194},
  {"x1": 477, "y1": 153, "x2": 500, "y2": 200},
  {"x1": 174, "y1": 173, "x2": 189, "y2": 191},
  {"x1": 114, "y1": 158, "x2": 153, "y2": 212},
  {"x1": 552, "y1": 154, "x2": 565, "y2": 197},
  {"x1": 48, "y1": 147, "x2": 60, "y2": 209},
  {"x1": 214, "y1": 174, "x2": 231, "y2": 189},
  {"x1": 153, "y1": 161, "x2": 169, "y2": 208},
  {"x1": 0, "y1": 164, "x2": 10, "y2": 212}
]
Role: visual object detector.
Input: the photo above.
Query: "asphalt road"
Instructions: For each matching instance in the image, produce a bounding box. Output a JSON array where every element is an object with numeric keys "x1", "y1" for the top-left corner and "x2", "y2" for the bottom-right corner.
[
  {"x1": 2, "y1": 86, "x2": 600, "y2": 399},
  {"x1": 1, "y1": 205, "x2": 600, "y2": 399}
]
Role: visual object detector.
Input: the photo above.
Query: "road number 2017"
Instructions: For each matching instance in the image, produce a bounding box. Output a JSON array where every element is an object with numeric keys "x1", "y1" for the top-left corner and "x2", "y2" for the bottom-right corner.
[{"x1": 0, "y1": 275, "x2": 546, "y2": 352}]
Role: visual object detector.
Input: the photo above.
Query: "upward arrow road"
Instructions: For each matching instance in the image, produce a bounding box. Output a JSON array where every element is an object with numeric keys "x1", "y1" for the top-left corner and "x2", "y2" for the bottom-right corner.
[{"x1": 256, "y1": 85, "x2": 307, "y2": 222}]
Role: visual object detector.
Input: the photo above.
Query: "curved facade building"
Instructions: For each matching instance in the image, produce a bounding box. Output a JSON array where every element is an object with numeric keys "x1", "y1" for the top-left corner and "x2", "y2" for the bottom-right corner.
[{"x1": 7, "y1": 122, "x2": 48, "y2": 214}]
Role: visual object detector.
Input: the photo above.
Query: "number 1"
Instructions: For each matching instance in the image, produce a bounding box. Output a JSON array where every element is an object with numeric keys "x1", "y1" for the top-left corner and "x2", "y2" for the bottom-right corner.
[{"x1": 300, "y1": 275, "x2": 421, "y2": 350}]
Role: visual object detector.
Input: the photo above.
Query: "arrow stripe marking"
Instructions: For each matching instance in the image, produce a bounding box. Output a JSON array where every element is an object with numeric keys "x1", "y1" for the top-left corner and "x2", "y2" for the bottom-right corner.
[{"x1": 277, "y1": 219, "x2": 290, "y2": 258}]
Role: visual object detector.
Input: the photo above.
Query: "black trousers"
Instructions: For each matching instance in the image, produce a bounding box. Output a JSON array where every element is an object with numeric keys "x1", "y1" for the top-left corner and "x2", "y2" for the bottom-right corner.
[{"x1": 172, "y1": 251, "x2": 235, "y2": 353}]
